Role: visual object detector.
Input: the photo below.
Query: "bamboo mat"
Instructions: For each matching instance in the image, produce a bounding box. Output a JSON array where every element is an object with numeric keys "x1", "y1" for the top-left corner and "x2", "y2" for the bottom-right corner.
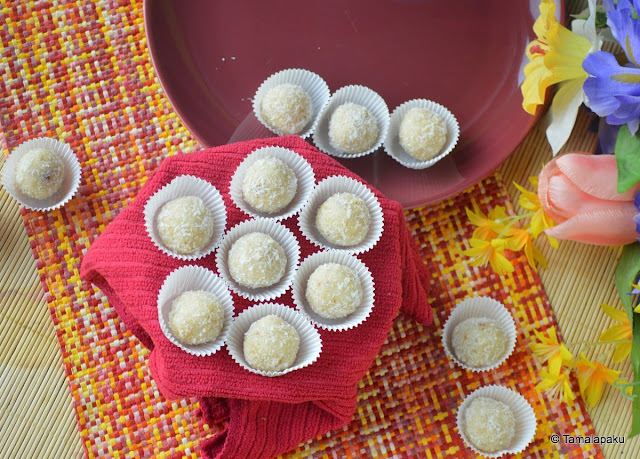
[
  {"x1": 0, "y1": 155, "x2": 83, "y2": 458},
  {"x1": 1, "y1": 1, "x2": 638, "y2": 459}
]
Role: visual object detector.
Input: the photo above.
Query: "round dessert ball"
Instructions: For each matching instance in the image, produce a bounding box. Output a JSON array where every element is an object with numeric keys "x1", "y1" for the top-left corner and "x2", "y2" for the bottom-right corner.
[
  {"x1": 399, "y1": 107, "x2": 447, "y2": 161},
  {"x1": 328, "y1": 103, "x2": 380, "y2": 155},
  {"x1": 306, "y1": 263, "x2": 363, "y2": 319},
  {"x1": 242, "y1": 157, "x2": 297, "y2": 213},
  {"x1": 243, "y1": 315, "x2": 300, "y2": 372},
  {"x1": 452, "y1": 317, "x2": 506, "y2": 368},
  {"x1": 260, "y1": 83, "x2": 313, "y2": 135},
  {"x1": 168, "y1": 290, "x2": 225, "y2": 345},
  {"x1": 464, "y1": 397, "x2": 516, "y2": 453},
  {"x1": 228, "y1": 232, "x2": 287, "y2": 289},
  {"x1": 156, "y1": 196, "x2": 214, "y2": 255},
  {"x1": 316, "y1": 192, "x2": 370, "y2": 247},
  {"x1": 15, "y1": 147, "x2": 65, "y2": 200}
]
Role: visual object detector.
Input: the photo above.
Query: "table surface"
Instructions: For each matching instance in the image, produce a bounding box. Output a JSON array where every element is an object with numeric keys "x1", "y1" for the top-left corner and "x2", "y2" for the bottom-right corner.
[{"x1": 1, "y1": 4, "x2": 638, "y2": 459}]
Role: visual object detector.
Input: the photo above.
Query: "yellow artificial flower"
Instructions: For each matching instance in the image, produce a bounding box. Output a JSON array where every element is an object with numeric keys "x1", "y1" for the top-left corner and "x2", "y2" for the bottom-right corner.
[
  {"x1": 536, "y1": 366, "x2": 576, "y2": 404},
  {"x1": 529, "y1": 326, "x2": 573, "y2": 374},
  {"x1": 514, "y1": 178, "x2": 557, "y2": 247},
  {"x1": 465, "y1": 202, "x2": 508, "y2": 241},
  {"x1": 521, "y1": 0, "x2": 600, "y2": 154},
  {"x1": 599, "y1": 303, "x2": 633, "y2": 363},
  {"x1": 462, "y1": 238, "x2": 514, "y2": 275},
  {"x1": 574, "y1": 353, "x2": 621, "y2": 408},
  {"x1": 503, "y1": 226, "x2": 548, "y2": 271},
  {"x1": 522, "y1": 0, "x2": 591, "y2": 113},
  {"x1": 487, "y1": 206, "x2": 509, "y2": 229}
]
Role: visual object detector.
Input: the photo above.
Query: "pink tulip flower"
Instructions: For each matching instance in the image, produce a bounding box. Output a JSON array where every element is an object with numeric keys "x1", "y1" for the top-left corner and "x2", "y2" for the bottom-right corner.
[{"x1": 537, "y1": 153, "x2": 640, "y2": 246}]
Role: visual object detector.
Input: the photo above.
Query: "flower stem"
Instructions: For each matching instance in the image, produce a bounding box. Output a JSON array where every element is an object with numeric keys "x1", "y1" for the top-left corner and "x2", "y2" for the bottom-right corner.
[
  {"x1": 614, "y1": 378, "x2": 640, "y2": 400},
  {"x1": 494, "y1": 213, "x2": 535, "y2": 240}
]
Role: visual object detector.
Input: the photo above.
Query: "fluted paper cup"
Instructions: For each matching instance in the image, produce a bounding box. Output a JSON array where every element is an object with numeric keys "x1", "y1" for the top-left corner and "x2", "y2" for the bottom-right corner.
[
  {"x1": 457, "y1": 385, "x2": 537, "y2": 457},
  {"x1": 442, "y1": 296, "x2": 517, "y2": 373},
  {"x1": 312, "y1": 85, "x2": 390, "y2": 159},
  {"x1": 216, "y1": 218, "x2": 300, "y2": 301},
  {"x1": 292, "y1": 250, "x2": 375, "y2": 331},
  {"x1": 298, "y1": 175, "x2": 384, "y2": 254},
  {"x1": 384, "y1": 99, "x2": 459, "y2": 170},
  {"x1": 227, "y1": 302, "x2": 322, "y2": 377},
  {"x1": 1, "y1": 137, "x2": 81, "y2": 211},
  {"x1": 253, "y1": 68, "x2": 330, "y2": 138},
  {"x1": 157, "y1": 265, "x2": 235, "y2": 357},
  {"x1": 143, "y1": 175, "x2": 227, "y2": 261},
  {"x1": 229, "y1": 146, "x2": 316, "y2": 220}
]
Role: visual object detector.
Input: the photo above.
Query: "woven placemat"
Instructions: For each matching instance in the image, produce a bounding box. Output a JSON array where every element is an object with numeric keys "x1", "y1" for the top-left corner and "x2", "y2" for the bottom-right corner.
[{"x1": 0, "y1": 1, "x2": 600, "y2": 457}]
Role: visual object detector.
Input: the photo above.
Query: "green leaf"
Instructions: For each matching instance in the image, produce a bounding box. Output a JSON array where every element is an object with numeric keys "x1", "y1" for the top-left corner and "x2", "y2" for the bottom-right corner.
[
  {"x1": 615, "y1": 243, "x2": 640, "y2": 437},
  {"x1": 615, "y1": 125, "x2": 640, "y2": 193},
  {"x1": 595, "y1": 11, "x2": 608, "y2": 28},
  {"x1": 570, "y1": 5, "x2": 607, "y2": 28}
]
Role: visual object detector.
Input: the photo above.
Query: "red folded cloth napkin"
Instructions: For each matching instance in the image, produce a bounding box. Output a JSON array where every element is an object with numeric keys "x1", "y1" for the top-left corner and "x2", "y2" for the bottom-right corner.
[{"x1": 81, "y1": 136, "x2": 433, "y2": 459}]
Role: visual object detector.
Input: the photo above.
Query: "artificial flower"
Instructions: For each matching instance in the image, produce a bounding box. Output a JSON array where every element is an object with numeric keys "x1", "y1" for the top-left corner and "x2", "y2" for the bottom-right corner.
[
  {"x1": 465, "y1": 202, "x2": 508, "y2": 241},
  {"x1": 537, "y1": 153, "x2": 640, "y2": 245},
  {"x1": 503, "y1": 226, "x2": 548, "y2": 271},
  {"x1": 530, "y1": 326, "x2": 573, "y2": 374},
  {"x1": 522, "y1": 0, "x2": 557, "y2": 112},
  {"x1": 596, "y1": 117, "x2": 620, "y2": 155},
  {"x1": 514, "y1": 177, "x2": 557, "y2": 246},
  {"x1": 627, "y1": 281, "x2": 640, "y2": 312},
  {"x1": 522, "y1": 0, "x2": 601, "y2": 154},
  {"x1": 599, "y1": 303, "x2": 632, "y2": 363},
  {"x1": 583, "y1": 0, "x2": 640, "y2": 133},
  {"x1": 574, "y1": 353, "x2": 621, "y2": 407},
  {"x1": 634, "y1": 192, "x2": 640, "y2": 242},
  {"x1": 536, "y1": 366, "x2": 576, "y2": 403},
  {"x1": 583, "y1": 52, "x2": 640, "y2": 133},
  {"x1": 462, "y1": 238, "x2": 514, "y2": 275}
]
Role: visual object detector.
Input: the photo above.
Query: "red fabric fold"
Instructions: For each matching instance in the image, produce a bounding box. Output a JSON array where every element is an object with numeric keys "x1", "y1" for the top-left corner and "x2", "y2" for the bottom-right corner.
[{"x1": 80, "y1": 136, "x2": 432, "y2": 458}]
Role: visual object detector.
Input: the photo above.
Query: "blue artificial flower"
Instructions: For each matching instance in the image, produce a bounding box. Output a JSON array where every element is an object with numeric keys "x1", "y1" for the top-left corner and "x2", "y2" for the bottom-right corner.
[
  {"x1": 586, "y1": 108, "x2": 619, "y2": 154},
  {"x1": 583, "y1": 0, "x2": 640, "y2": 133},
  {"x1": 597, "y1": 117, "x2": 620, "y2": 154},
  {"x1": 634, "y1": 190, "x2": 640, "y2": 243},
  {"x1": 605, "y1": 0, "x2": 640, "y2": 64}
]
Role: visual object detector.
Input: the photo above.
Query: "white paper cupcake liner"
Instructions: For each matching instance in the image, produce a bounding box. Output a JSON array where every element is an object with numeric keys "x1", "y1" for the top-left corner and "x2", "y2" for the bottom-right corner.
[
  {"x1": 143, "y1": 175, "x2": 227, "y2": 261},
  {"x1": 457, "y1": 385, "x2": 537, "y2": 457},
  {"x1": 215, "y1": 218, "x2": 300, "y2": 301},
  {"x1": 298, "y1": 175, "x2": 384, "y2": 254},
  {"x1": 1, "y1": 137, "x2": 81, "y2": 211},
  {"x1": 229, "y1": 146, "x2": 316, "y2": 220},
  {"x1": 227, "y1": 302, "x2": 322, "y2": 377},
  {"x1": 157, "y1": 265, "x2": 235, "y2": 357},
  {"x1": 383, "y1": 99, "x2": 460, "y2": 170},
  {"x1": 442, "y1": 296, "x2": 517, "y2": 373},
  {"x1": 312, "y1": 85, "x2": 390, "y2": 159},
  {"x1": 253, "y1": 68, "x2": 331, "y2": 139},
  {"x1": 292, "y1": 250, "x2": 375, "y2": 331}
]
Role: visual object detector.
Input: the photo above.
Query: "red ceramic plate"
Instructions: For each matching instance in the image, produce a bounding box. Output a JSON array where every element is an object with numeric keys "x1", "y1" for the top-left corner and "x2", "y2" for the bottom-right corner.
[{"x1": 145, "y1": 0, "x2": 562, "y2": 208}]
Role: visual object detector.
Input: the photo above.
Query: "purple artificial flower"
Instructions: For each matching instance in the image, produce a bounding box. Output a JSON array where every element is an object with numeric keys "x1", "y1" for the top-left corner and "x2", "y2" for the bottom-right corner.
[
  {"x1": 597, "y1": 118, "x2": 620, "y2": 154},
  {"x1": 583, "y1": 0, "x2": 640, "y2": 134},
  {"x1": 634, "y1": 190, "x2": 640, "y2": 241},
  {"x1": 605, "y1": 0, "x2": 640, "y2": 65}
]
